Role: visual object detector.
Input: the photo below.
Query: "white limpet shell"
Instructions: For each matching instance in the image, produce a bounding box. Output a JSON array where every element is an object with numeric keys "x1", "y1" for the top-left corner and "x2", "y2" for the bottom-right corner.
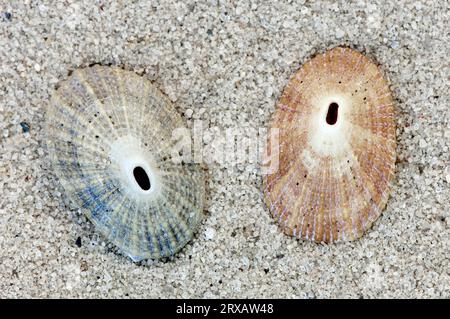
[
  {"x1": 45, "y1": 66, "x2": 205, "y2": 261},
  {"x1": 263, "y1": 47, "x2": 396, "y2": 242}
]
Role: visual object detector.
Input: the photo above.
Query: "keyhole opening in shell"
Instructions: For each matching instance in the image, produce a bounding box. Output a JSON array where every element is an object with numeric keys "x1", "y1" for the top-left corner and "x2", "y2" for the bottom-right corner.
[
  {"x1": 326, "y1": 102, "x2": 339, "y2": 125},
  {"x1": 133, "y1": 166, "x2": 151, "y2": 191}
]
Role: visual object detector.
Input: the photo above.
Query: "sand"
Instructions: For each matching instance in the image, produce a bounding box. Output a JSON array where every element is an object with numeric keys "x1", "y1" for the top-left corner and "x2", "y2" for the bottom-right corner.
[{"x1": 0, "y1": 0, "x2": 448, "y2": 298}]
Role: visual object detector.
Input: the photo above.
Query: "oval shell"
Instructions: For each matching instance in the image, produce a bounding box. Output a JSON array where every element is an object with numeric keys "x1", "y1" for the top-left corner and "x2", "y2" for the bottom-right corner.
[
  {"x1": 263, "y1": 47, "x2": 396, "y2": 242},
  {"x1": 45, "y1": 66, "x2": 205, "y2": 261}
]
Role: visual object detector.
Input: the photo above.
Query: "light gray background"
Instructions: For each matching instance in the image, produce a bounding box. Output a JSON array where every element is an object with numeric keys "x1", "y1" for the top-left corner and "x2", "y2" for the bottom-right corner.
[{"x1": 0, "y1": 0, "x2": 448, "y2": 298}]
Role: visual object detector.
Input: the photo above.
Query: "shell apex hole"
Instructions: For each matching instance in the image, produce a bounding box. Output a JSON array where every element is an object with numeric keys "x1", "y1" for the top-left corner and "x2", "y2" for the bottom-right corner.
[
  {"x1": 326, "y1": 102, "x2": 339, "y2": 125},
  {"x1": 133, "y1": 166, "x2": 151, "y2": 191}
]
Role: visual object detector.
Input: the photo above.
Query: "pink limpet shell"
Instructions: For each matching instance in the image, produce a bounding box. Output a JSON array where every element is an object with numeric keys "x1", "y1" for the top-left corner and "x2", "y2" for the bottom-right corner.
[{"x1": 263, "y1": 47, "x2": 396, "y2": 243}]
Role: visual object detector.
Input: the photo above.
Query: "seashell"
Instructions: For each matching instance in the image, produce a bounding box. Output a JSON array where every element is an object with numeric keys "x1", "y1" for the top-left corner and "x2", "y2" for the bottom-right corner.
[
  {"x1": 45, "y1": 66, "x2": 205, "y2": 261},
  {"x1": 263, "y1": 47, "x2": 396, "y2": 242}
]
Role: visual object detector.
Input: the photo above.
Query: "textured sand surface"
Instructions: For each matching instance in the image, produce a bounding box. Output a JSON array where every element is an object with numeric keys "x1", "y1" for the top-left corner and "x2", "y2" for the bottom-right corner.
[{"x1": 0, "y1": 0, "x2": 448, "y2": 298}]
